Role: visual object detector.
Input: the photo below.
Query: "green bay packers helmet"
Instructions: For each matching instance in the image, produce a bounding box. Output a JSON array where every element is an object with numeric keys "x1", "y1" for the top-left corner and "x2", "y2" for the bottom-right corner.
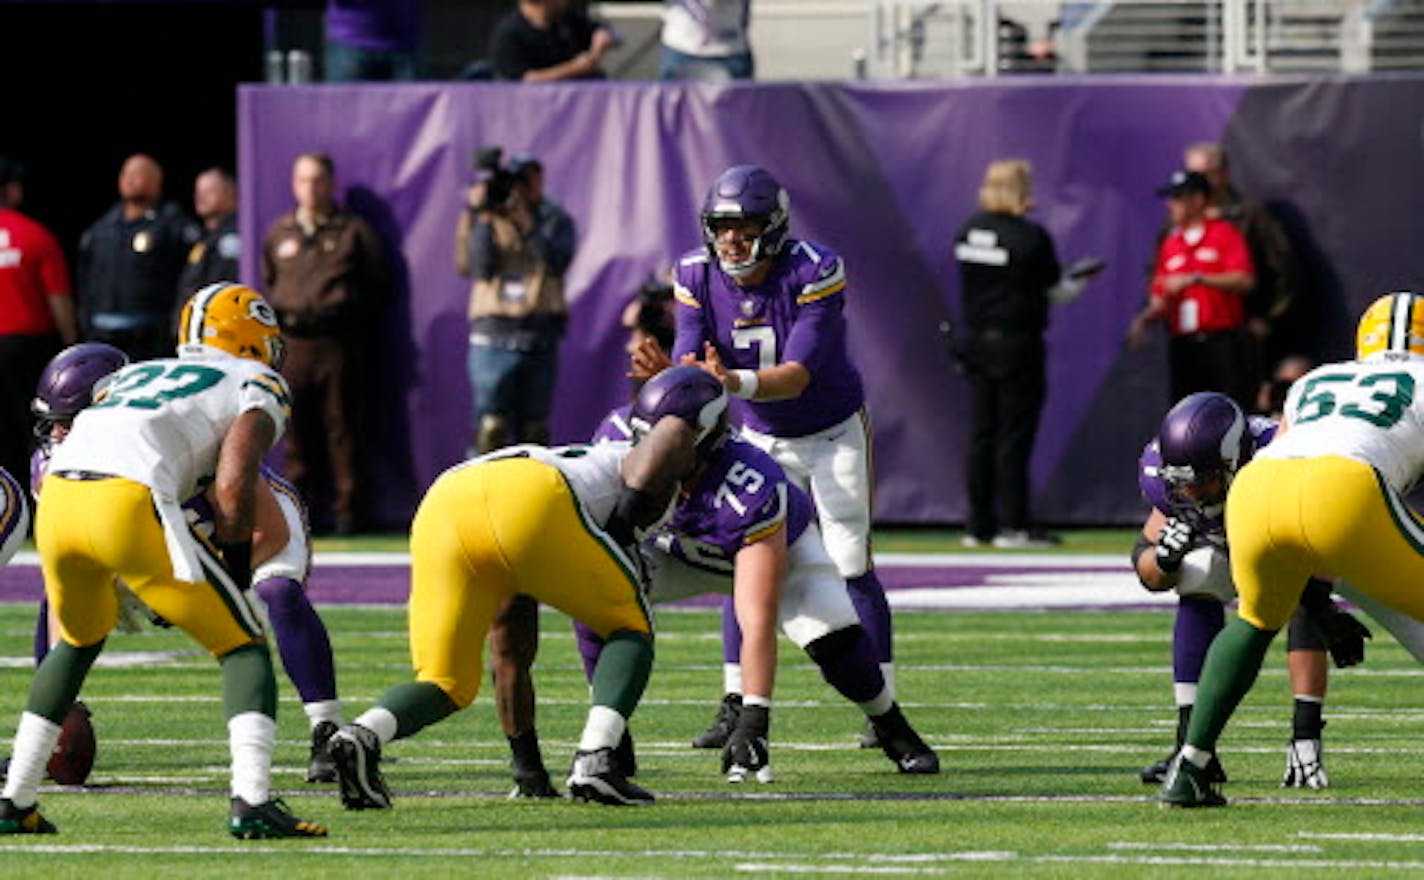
[
  {"x1": 178, "y1": 282, "x2": 285, "y2": 369},
  {"x1": 1357, "y1": 292, "x2": 1424, "y2": 362}
]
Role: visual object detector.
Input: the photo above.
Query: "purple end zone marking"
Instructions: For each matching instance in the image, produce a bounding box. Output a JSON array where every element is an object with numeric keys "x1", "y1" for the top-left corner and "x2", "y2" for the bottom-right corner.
[{"x1": 0, "y1": 561, "x2": 1128, "y2": 607}]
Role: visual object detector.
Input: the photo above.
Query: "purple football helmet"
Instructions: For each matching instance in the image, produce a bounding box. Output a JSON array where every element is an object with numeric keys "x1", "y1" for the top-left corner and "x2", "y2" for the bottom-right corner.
[
  {"x1": 31, "y1": 342, "x2": 129, "y2": 443},
  {"x1": 1156, "y1": 392, "x2": 1254, "y2": 522},
  {"x1": 630, "y1": 365, "x2": 729, "y2": 459},
  {"x1": 701, "y1": 165, "x2": 791, "y2": 277}
]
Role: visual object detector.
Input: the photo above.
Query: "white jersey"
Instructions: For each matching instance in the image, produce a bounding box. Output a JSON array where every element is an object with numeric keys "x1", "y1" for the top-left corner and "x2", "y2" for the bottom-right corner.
[
  {"x1": 662, "y1": 0, "x2": 750, "y2": 57},
  {"x1": 48, "y1": 348, "x2": 290, "y2": 581},
  {"x1": 1260, "y1": 357, "x2": 1424, "y2": 494}
]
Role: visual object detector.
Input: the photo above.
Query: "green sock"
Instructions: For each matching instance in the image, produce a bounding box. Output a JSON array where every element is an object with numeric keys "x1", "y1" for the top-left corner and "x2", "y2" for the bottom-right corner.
[
  {"x1": 221, "y1": 643, "x2": 277, "y2": 719},
  {"x1": 380, "y1": 682, "x2": 459, "y2": 739},
  {"x1": 1184, "y1": 618, "x2": 1278, "y2": 753},
  {"x1": 28, "y1": 641, "x2": 104, "y2": 722},
  {"x1": 590, "y1": 630, "x2": 653, "y2": 719}
]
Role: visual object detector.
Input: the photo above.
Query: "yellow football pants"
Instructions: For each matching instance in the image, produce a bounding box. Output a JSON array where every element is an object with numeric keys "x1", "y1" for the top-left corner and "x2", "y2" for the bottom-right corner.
[
  {"x1": 1227, "y1": 455, "x2": 1424, "y2": 630},
  {"x1": 36, "y1": 475, "x2": 263, "y2": 655},
  {"x1": 408, "y1": 457, "x2": 651, "y2": 708}
]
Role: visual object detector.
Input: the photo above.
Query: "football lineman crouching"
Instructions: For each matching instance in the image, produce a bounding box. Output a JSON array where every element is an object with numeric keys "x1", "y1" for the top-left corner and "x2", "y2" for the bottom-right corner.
[
  {"x1": 1162, "y1": 291, "x2": 1424, "y2": 807},
  {"x1": 325, "y1": 390, "x2": 706, "y2": 808},
  {"x1": 575, "y1": 367, "x2": 938, "y2": 783},
  {"x1": 0, "y1": 283, "x2": 328, "y2": 837},
  {"x1": 1133, "y1": 392, "x2": 1373, "y2": 790},
  {"x1": 18, "y1": 342, "x2": 347, "y2": 786}
]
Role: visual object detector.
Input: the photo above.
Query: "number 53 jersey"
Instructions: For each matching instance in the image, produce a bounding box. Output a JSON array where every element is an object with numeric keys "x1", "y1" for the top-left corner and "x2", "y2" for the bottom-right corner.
[{"x1": 1260, "y1": 358, "x2": 1424, "y2": 493}]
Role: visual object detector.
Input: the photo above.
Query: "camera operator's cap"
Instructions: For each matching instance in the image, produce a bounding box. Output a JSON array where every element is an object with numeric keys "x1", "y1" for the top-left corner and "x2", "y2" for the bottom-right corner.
[
  {"x1": 0, "y1": 157, "x2": 26, "y2": 186},
  {"x1": 1156, "y1": 169, "x2": 1211, "y2": 198},
  {"x1": 507, "y1": 153, "x2": 542, "y2": 175}
]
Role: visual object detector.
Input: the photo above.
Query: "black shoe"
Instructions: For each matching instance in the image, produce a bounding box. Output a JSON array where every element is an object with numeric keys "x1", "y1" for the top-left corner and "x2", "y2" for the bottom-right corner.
[
  {"x1": 509, "y1": 764, "x2": 560, "y2": 799},
  {"x1": 307, "y1": 721, "x2": 340, "y2": 784},
  {"x1": 0, "y1": 798, "x2": 56, "y2": 834},
  {"x1": 1159, "y1": 753, "x2": 1227, "y2": 808},
  {"x1": 692, "y1": 694, "x2": 742, "y2": 749},
  {"x1": 1141, "y1": 752, "x2": 1227, "y2": 785},
  {"x1": 229, "y1": 796, "x2": 328, "y2": 838},
  {"x1": 567, "y1": 748, "x2": 654, "y2": 806},
  {"x1": 858, "y1": 718, "x2": 881, "y2": 749},
  {"x1": 327, "y1": 724, "x2": 392, "y2": 810},
  {"x1": 871, "y1": 706, "x2": 941, "y2": 775},
  {"x1": 613, "y1": 729, "x2": 637, "y2": 778}
]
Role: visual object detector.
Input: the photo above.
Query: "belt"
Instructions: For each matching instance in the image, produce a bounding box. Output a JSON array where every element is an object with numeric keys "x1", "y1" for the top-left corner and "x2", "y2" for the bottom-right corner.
[{"x1": 54, "y1": 470, "x2": 116, "y2": 481}]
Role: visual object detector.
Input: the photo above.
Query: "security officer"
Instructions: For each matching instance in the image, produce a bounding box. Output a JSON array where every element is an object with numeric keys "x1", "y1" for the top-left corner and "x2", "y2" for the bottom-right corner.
[
  {"x1": 178, "y1": 167, "x2": 241, "y2": 299},
  {"x1": 77, "y1": 154, "x2": 199, "y2": 361}
]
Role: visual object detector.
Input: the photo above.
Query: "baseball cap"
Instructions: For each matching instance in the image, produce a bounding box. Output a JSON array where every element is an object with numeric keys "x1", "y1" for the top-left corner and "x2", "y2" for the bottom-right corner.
[
  {"x1": 0, "y1": 157, "x2": 26, "y2": 187},
  {"x1": 506, "y1": 153, "x2": 542, "y2": 176},
  {"x1": 1156, "y1": 169, "x2": 1211, "y2": 198}
]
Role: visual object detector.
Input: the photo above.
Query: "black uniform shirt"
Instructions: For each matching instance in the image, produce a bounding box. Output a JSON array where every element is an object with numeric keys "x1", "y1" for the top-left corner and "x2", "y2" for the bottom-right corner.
[
  {"x1": 488, "y1": 8, "x2": 603, "y2": 80},
  {"x1": 77, "y1": 200, "x2": 199, "y2": 321},
  {"x1": 953, "y1": 210, "x2": 1061, "y2": 333},
  {"x1": 178, "y1": 213, "x2": 241, "y2": 299}
]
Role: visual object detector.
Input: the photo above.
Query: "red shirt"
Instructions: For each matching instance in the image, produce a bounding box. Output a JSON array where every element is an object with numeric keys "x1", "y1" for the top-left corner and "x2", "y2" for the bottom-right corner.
[
  {"x1": 0, "y1": 207, "x2": 71, "y2": 335},
  {"x1": 1150, "y1": 217, "x2": 1254, "y2": 336}
]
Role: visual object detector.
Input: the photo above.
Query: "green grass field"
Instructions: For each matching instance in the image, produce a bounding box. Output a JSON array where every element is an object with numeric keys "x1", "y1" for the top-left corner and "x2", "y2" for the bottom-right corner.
[{"x1": 5, "y1": 584, "x2": 1424, "y2": 878}]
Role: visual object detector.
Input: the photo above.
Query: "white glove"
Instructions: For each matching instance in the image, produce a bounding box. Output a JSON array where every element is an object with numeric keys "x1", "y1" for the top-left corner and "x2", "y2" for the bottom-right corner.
[
  {"x1": 1282, "y1": 738, "x2": 1328, "y2": 789},
  {"x1": 1155, "y1": 517, "x2": 1194, "y2": 573}
]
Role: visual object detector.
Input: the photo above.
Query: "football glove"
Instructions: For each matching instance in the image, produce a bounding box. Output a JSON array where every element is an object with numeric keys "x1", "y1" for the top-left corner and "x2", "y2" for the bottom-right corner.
[
  {"x1": 721, "y1": 704, "x2": 773, "y2": 784},
  {"x1": 1155, "y1": 517, "x2": 1194, "y2": 573},
  {"x1": 1315, "y1": 605, "x2": 1372, "y2": 669},
  {"x1": 1282, "y1": 738, "x2": 1328, "y2": 789}
]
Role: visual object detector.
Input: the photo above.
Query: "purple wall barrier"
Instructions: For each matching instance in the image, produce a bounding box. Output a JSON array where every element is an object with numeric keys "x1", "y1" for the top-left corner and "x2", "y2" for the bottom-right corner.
[{"x1": 237, "y1": 77, "x2": 1424, "y2": 527}]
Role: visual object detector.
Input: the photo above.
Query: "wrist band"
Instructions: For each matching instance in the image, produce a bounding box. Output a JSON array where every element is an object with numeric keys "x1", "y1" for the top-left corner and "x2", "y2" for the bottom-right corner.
[{"x1": 732, "y1": 369, "x2": 759, "y2": 399}]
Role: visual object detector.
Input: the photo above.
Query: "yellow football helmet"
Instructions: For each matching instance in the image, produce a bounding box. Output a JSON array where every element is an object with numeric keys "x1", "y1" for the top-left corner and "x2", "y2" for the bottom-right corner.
[
  {"x1": 178, "y1": 282, "x2": 285, "y2": 369},
  {"x1": 1357, "y1": 292, "x2": 1424, "y2": 362}
]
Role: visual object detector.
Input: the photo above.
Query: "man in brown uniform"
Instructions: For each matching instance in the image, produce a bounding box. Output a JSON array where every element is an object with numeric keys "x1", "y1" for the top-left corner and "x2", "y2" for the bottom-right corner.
[{"x1": 261, "y1": 152, "x2": 387, "y2": 535}]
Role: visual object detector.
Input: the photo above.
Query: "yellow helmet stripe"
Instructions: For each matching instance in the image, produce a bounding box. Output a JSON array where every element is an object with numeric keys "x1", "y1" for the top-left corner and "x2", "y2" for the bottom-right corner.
[
  {"x1": 1391, "y1": 293, "x2": 1417, "y2": 353},
  {"x1": 185, "y1": 283, "x2": 231, "y2": 345}
]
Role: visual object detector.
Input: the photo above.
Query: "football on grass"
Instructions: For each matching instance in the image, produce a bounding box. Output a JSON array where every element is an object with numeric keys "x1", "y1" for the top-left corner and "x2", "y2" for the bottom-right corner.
[{"x1": 47, "y1": 702, "x2": 96, "y2": 785}]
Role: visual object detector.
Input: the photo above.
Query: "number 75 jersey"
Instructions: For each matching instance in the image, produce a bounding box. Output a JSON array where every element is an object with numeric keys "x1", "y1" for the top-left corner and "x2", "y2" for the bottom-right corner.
[
  {"x1": 1261, "y1": 358, "x2": 1424, "y2": 494},
  {"x1": 48, "y1": 350, "x2": 291, "y2": 503}
]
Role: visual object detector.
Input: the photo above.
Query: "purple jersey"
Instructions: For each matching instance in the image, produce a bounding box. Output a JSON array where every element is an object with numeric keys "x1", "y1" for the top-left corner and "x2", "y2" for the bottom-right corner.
[
  {"x1": 655, "y1": 436, "x2": 812, "y2": 575},
  {"x1": 672, "y1": 239, "x2": 864, "y2": 437},
  {"x1": 592, "y1": 404, "x2": 635, "y2": 444},
  {"x1": 1139, "y1": 414, "x2": 1277, "y2": 542}
]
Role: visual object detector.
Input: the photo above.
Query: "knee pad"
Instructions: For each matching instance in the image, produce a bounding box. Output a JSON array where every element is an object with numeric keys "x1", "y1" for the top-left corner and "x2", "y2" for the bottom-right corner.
[
  {"x1": 1286, "y1": 603, "x2": 1327, "y2": 652},
  {"x1": 804, "y1": 624, "x2": 864, "y2": 666},
  {"x1": 1175, "y1": 547, "x2": 1236, "y2": 603}
]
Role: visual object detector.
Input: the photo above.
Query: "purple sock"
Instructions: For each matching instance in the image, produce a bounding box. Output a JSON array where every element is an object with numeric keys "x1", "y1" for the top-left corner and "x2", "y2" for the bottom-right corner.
[
  {"x1": 1173, "y1": 596, "x2": 1226, "y2": 684},
  {"x1": 721, "y1": 596, "x2": 741, "y2": 664},
  {"x1": 34, "y1": 599, "x2": 49, "y2": 666},
  {"x1": 810, "y1": 626, "x2": 886, "y2": 704},
  {"x1": 573, "y1": 620, "x2": 605, "y2": 684},
  {"x1": 254, "y1": 577, "x2": 338, "y2": 702},
  {"x1": 847, "y1": 571, "x2": 894, "y2": 664}
]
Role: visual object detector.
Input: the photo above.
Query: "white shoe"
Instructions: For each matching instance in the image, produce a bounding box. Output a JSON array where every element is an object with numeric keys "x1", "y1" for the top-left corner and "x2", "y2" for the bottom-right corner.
[
  {"x1": 960, "y1": 534, "x2": 989, "y2": 548},
  {"x1": 992, "y1": 530, "x2": 1060, "y2": 550}
]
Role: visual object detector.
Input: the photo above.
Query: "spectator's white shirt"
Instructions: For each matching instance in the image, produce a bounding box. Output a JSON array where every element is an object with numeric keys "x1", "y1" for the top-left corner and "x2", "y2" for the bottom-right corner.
[{"x1": 662, "y1": 0, "x2": 751, "y2": 57}]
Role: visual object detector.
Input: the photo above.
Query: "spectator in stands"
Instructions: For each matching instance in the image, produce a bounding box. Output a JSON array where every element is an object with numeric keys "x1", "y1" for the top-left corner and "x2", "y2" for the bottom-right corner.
[
  {"x1": 659, "y1": 0, "x2": 754, "y2": 81},
  {"x1": 1255, "y1": 353, "x2": 1314, "y2": 418},
  {"x1": 178, "y1": 167, "x2": 241, "y2": 300},
  {"x1": 1183, "y1": 142, "x2": 1301, "y2": 385},
  {"x1": 1128, "y1": 170, "x2": 1256, "y2": 410},
  {"x1": 323, "y1": 0, "x2": 424, "y2": 82},
  {"x1": 455, "y1": 150, "x2": 575, "y2": 454},
  {"x1": 488, "y1": 0, "x2": 618, "y2": 81},
  {"x1": 261, "y1": 151, "x2": 388, "y2": 535},
  {"x1": 0, "y1": 157, "x2": 76, "y2": 485},
  {"x1": 953, "y1": 159, "x2": 1099, "y2": 549},
  {"x1": 76, "y1": 154, "x2": 199, "y2": 361}
]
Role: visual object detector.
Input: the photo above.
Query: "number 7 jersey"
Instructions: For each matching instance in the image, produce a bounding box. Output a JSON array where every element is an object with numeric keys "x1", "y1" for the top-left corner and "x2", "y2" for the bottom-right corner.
[
  {"x1": 1261, "y1": 358, "x2": 1424, "y2": 494},
  {"x1": 48, "y1": 350, "x2": 291, "y2": 504}
]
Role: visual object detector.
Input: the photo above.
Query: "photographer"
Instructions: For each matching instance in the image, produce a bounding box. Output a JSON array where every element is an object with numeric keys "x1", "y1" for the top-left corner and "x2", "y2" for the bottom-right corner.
[{"x1": 455, "y1": 147, "x2": 576, "y2": 453}]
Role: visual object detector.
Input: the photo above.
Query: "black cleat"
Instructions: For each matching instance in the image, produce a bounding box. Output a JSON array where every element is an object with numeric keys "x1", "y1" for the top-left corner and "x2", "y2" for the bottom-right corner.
[
  {"x1": 567, "y1": 748, "x2": 655, "y2": 806},
  {"x1": 871, "y1": 706, "x2": 941, "y2": 775},
  {"x1": 327, "y1": 724, "x2": 392, "y2": 810},
  {"x1": 691, "y1": 694, "x2": 741, "y2": 749},
  {"x1": 509, "y1": 765, "x2": 560, "y2": 799},
  {"x1": 229, "y1": 796, "x2": 328, "y2": 838},
  {"x1": 1159, "y1": 753, "x2": 1228, "y2": 808},
  {"x1": 0, "y1": 798, "x2": 56, "y2": 834},
  {"x1": 858, "y1": 717, "x2": 881, "y2": 749},
  {"x1": 613, "y1": 729, "x2": 638, "y2": 778},
  {"x1": 306, "y1": 721, "x2": 340, "y2": 784},
  {"x1": 1141, "y1": 752, "x2": 1226, "y2": 785}
]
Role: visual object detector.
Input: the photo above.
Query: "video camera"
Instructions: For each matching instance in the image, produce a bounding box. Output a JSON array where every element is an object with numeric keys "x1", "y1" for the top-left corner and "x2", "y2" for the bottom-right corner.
[{"x1": 470, "y1": 146, "x2": 520, "y2": 212}]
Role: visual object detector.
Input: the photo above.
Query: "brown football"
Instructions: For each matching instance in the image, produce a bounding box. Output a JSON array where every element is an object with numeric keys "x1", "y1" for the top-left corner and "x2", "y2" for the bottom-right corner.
[{"x1": 47, "y1": 701, "x2": 96, "y2": 786}]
